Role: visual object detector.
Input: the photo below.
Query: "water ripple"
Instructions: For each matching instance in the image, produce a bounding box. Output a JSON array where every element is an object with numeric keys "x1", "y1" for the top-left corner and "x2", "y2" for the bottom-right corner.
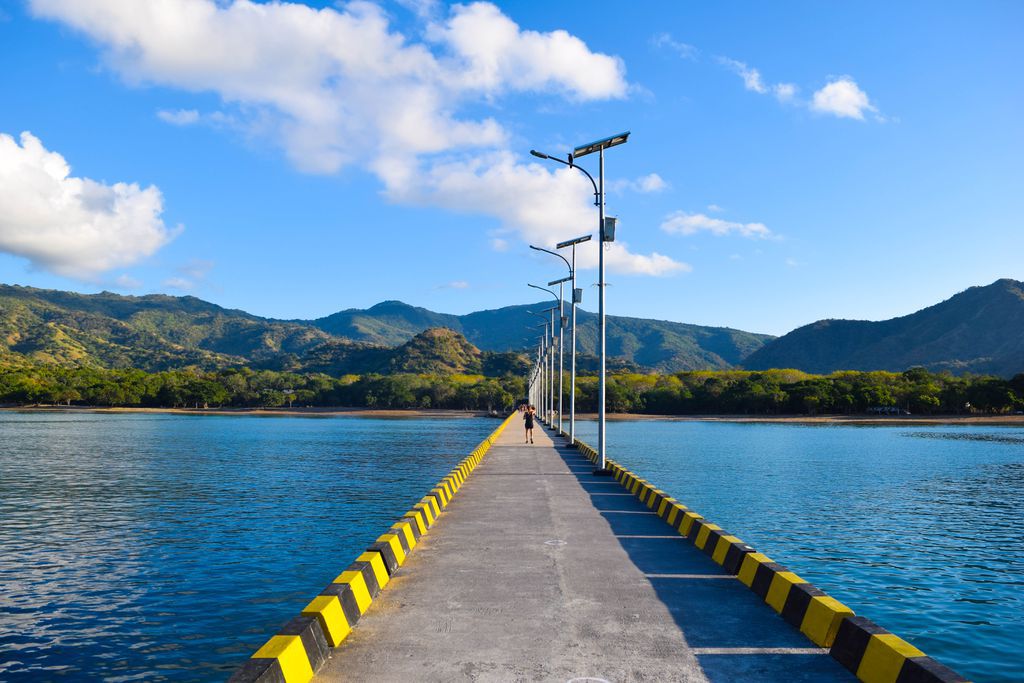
[
  {"x1": 574, "y1": 421, "x2": 1024, "y2": 683},
  {"x1": 0, "y1": 413, "x2": 492, "y2": 681}
]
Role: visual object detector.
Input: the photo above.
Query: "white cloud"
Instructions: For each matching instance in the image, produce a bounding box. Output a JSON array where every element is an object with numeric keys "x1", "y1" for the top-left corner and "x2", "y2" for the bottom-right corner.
[
  {"x1": 719, "y1": 57, "x2": 797, "y2": 103},
  {"x1": 637, "y1": 173, "x2": 668, "y2": 193},
  {"x1": 490, "y1": 237, "x2": 509, "y2": 252},
  {"x1": 605, "y1": 243, "x2": 690, "y2": 276},
  {"x1": 115, "y1": 274, "x2": 142, "y2": 289},
  {"x1": 30, "y1": 0, "x2": 626, "y2": 172},
  {"x1": 719, "y1": 58, "x2": 882, "y2": 120},
  {"x1": 178, "y1": 258, "x2": 214, "y2": 281},
  {"x1": 163, "y1": 276, "x2": 194, "y2": 291},
  {"x1": 661, "y1": 211, "x2": 773, "y2": 239},
  {"x1": 785, "y1": 257, "x2": 801, "y2": 268},
  {"x1": 707, "y1": 204, "x2": 724, "y2": 213},
  {"x1": 437, "y1": 279, "x2": 469, "y2": 289},
  {"x1": 773, "y1": 82, "x2": 797, "y2": 102},
  {"x1": 651, "y1": 33, "x2": 697, "y2": 60},
  {"x1": 811, "y1": 77, "x2": 877, "y2": 120},
  {"x1": 157, "y1": 108, "x2": 199, "y2": 126},
  {"x1": 28, "y1": 1, "x2": 677, "y2": 273},
  {"x1": 395, "y1": 0, "x2": 440, "y2": 19},
  {"x1": 610, "y1": 172, "x2": 668, "y2": 194},
  {"x1": 428, "y1": 3, "x2": 628, "y2": 100},
  {"x1": 0, "y1": 131, "x2": 177, "y2": 279},
  {"x1": 384, "y1": 151, "x2": 686, "y2": 275},
  {"x1": 720, "y1": 57, "x2": 767, "y2": 94}
]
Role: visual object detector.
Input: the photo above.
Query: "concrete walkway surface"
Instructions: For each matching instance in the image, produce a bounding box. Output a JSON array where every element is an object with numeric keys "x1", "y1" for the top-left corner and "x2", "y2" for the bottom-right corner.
[{"x1": 313, "y1": 422, "x2": 854, "y2": 682}]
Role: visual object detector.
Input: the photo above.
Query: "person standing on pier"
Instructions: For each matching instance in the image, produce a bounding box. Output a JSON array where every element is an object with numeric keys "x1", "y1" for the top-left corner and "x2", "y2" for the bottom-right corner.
[{"x1": 524, "y1": 405, "x2": 535, "y2": 444}]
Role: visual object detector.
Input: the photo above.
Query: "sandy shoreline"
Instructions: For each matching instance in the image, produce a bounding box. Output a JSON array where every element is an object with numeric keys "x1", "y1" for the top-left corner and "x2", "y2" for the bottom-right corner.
[
  {"x1": 0, "y1": 405, "x2": 494, "y2": 419},
  {"x1": 585, "y1": 412, "x2": 1024, "y2": 426},
  {"x1": 2, "y1": 405, "x2": 1023, "y2": 425}
]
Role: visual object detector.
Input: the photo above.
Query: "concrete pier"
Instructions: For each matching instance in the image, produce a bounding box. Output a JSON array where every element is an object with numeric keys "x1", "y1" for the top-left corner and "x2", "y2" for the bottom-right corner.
[{"x1": 313, "y1": 422, "x2": 853, "y2": 682}]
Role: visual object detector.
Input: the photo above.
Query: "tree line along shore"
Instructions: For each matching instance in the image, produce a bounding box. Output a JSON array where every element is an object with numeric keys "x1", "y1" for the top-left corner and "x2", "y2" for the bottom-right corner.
[{"x1": 1, "y1": 364, "x2": 1023, "y2": 416}]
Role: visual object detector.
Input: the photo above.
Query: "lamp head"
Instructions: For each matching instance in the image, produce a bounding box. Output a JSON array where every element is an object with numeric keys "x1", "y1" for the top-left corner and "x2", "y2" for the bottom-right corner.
[
  {"x1": 572, "y1": 131, "x2": 630, "y2": 158},
  {"x1": 556, "y1": 234, "x2": 593, "y2": 249},
  {"x1": 529, "y1": 150, "x2": 549, "y2": 160}
]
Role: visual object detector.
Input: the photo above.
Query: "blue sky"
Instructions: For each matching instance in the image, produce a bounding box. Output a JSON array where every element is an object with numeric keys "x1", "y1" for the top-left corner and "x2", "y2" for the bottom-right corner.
[{"x1": 0, "y1": 0, "x2": 1021, "y2": 336}]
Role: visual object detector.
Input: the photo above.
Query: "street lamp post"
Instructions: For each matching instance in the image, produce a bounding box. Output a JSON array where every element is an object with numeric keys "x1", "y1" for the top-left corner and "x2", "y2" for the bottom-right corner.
[
  {"x1": 531, "y1": 131, "x2": 629, "y2": 472},
  {"x1": 528, "y1": 283, "x2": 565, "y2": 432},
  {"x1": 528, "y1": 309, "x2": 556, "y2": 424},
  {"x1": 554, "y1": 235, "x2": 591, "y2": 445},
  {"x1": 531, "y1": 243, "x2": 588, "y2": 442}
]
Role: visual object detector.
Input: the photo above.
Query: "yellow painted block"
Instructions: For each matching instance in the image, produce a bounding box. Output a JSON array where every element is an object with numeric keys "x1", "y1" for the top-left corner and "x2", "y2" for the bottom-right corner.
[
  {"x1": 432, "y1": 487, "x2": 449, "y2": 507},
  {"x1": 678, "y1": 511, "x2": 703, "y2": 536},
  {"x1": 630, "y1": 479, "x2": 645, "y2": 494},
  {"x1": 252, "y1": 635, "x2": 313, "y2": 683},
  {"x1": 391, "y1": 522, "x2": 417, "y2": 550},
  {"x1": 378, "y1": 533, "x2": 407, "y2": 566},
  {"x1": 656, "y1": 497, "x2": 674, "y2": 517},
  {"x1": 302, "y1": 595, "x2": 350, "y2": 647},
  {"x1": 857, "y1": 634, "x2": 925, "y2": 683},
  {"x1": 335, "y1": 570, "x2": 372, "y2": 614},
  {"x1": 666, "y1": 503, "x2": 688, "y2": 526},
  {"x1": 405, "y1": 510, "x2": 427, "y2": 536},
  {"x1": 644, "y1": 489, "x2": 661, "y2": 508},
  {"x1": 694, "y1": 523, "x2": 721, "y2": 549},
  {"x1": 766, "y1": 571, "x2": 806, "y2": 613},
  {"x1": 414, "y1": 502, "x2": 434, "y2": 525},
  {"x1": 800, "y1": 595, "x2": 854, "y2": 647},
  {"x1": 356, "y1": 551, "x2": 389, "y2": 590},
  {"x1": 712, "y1": 535, "x2": 742, "y2": 565},
  {"x1": 737, "y1": 553, "x2": 773, "y2": 587},
  {"x1": 415, "y1": 501, "x2": 436, "y2": 525},
  {"x1": 421, "y1": 497, "x2": 441, "y2": 518}
]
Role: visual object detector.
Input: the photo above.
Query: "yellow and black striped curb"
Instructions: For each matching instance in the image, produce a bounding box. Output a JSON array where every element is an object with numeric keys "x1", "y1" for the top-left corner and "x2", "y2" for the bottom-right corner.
[
  {"x1": 230, "y1": 412, "x2": 517, "y2": 683},
  {"x1": 570, "y1": 436, "x2": 970, "y2": 683}
]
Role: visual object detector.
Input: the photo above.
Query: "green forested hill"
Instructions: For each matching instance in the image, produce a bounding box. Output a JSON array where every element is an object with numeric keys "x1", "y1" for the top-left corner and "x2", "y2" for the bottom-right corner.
[
  {"x1": 312, "y1": 300, "x2": 774, "y2": 371},
  {"x1": 0, "y1": 285, "x2": 528, "y2": 376},
  {"x1": 744, "y1": 279, "x2": 1024, "y2": 377},
  {"x1": 0, "y1": 285, "x2": 772, "y2": 373},
  {"x1": 2, "y1": 280, "x2": 1022, "y2": 377},
  {"x1": 0, "y1": 285, "x2": 335, "y2": 370},
  {"x1": 312, "y1": 300, "x2": 463, "y2": 345},
  {"x1": 292, "y1": 328, "x2": 529, "y2": 376}
]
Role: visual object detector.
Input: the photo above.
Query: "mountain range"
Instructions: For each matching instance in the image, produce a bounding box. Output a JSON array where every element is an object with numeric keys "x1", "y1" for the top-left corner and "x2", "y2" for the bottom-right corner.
[
  {"x1": 1, "y1": 278, "x2": 1021, "y2": 377},
  {"x1": 743, "y1": 278, "x2": 1024, "y2": 377},
  {"x1": 0, "y1": 284, "x2": 768, "y2": 374}
]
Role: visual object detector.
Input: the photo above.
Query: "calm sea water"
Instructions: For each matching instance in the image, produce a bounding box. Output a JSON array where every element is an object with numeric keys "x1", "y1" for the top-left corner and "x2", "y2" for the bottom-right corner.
[
  {"x1": 574, "y1": 420, "x2": 1024, "y2": 683},
  {"x1": 0, "y1": 412, "x2": 493, "y2": 681}
]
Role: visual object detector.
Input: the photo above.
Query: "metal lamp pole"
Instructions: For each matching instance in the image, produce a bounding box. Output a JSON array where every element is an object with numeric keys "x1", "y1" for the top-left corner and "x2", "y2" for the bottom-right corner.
[
  {"x1": 528, "y1": 284, "x2": 564, "y2": 432},
  {"x1": 531, "y1": 131, "x2": 629, "y2": 471},
  {"x1": 529, "y1": 305, "x2": 558, "y2": 425},
  {"x1": 530, "y1": 246, "x2": 582, "y2": 440},
  {"x1": 528, "y1": 310, "x2": 555, "y2": 423},
  {"x1": 537, "y1": 236, "x2": 591, "y2": 445}
]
